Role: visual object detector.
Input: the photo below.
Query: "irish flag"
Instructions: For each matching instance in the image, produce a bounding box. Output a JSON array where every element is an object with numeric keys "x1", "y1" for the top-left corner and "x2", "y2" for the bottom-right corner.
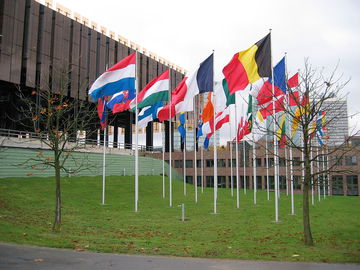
[
  {"x1": 89, "y1": 53, "x2": 136, "y2": 101},
  {"x1": 222, "y1": 34, "x2": 271, "y2": 94},
  {"x1": 131, "y1": 70, "x2": 169, "y2": 110}
]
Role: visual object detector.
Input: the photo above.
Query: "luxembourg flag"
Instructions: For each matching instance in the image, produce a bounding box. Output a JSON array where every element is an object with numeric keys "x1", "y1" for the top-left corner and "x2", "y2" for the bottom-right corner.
[
  {"x1": 88, "y1": 53, "x2": 136, "y2": 101},
  {"x1": 158, "y1": 54, "x2": 213, "y2": 121}
]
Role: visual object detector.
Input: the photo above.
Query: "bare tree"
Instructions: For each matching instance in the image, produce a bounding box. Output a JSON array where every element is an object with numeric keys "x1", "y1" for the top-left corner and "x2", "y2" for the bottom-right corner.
[
  {"x1": 253, "y1": 59, "x2": 358, "y2": 246},
  {"x1": 13, "y1": 68, "x2": 98, "y2": 232}
]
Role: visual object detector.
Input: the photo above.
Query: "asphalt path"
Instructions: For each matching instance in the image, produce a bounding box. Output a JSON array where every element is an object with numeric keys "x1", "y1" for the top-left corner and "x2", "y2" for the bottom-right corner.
[{"x1": 0, "y1": 242, "x2": 359, "y2": 270}]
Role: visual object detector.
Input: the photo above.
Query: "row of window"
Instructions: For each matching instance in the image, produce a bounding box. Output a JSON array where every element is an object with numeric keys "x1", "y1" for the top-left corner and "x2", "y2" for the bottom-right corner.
[{"x1": 173, "y1": 156, "x2": 358, "y2": 168}]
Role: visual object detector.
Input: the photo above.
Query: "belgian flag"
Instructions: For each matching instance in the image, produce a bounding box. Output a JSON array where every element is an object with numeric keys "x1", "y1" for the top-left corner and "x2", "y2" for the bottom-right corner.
[{"x1": 223, "y1": 33, "x2": 271, "y2": 94}]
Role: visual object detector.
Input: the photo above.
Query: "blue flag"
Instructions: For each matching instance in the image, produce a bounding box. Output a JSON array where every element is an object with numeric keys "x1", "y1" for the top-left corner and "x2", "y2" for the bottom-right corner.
[
  {"x1": 204, "y1": 136, "x2": 210, "y2": 150},
  {"x1": 178, "y1": 113, "x2": 186, "y2": 143},
  {"x1": 269, "y1": 57, "x2": 286, "y2": 93}
]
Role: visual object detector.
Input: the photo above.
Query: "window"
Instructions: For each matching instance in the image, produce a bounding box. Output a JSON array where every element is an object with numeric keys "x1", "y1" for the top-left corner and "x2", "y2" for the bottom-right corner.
[
  {"x1": 279, "y1": 176, "x2": 287, "y2": 189},
  {"x1": 256, "y1": 176, "x2": 262, "y2": 189},
  {"x1": 332, "y1": 175, "x2": 343, "y2": 195},
  {"x1": 332, "y1": 156, "x2": 343, "y2": 166},
  {"x1": 279, "y1": 158, "x2": 286, "y2": 167},
  {"x1": 174, "y1": 160, "x2": 182, "y2": 168},
  {"x1": 218, "y1": 159, "x2": 226, "y2": 168},
  {"x1": 268, "y1": 158, "x2": 274, "y2": 167},
  {"x1": 293, "y1": 157, "x2": 301, "y2": 166},
  {"x1": 186, "y1": 176, "x2": 193, "y2": 184},
  {"x1": 206, "y1": 176, "x2": 214, "y2": 187},
  {"x1": 345, "y1": 156, "x2": 357, "y2": 166},
  {"x1": 346, "y1": 175, "x2": 358, "y2": 196},
  {"x1": 228, "y1": 159, "x2": 236, "y2": 167},
  {"x1": 196, "y1": 176, "x2": 202, "y2": 186},
  {"x1": 206, "y1": 159, "x2": 214, "y2": 168},
  {"x1": 269, "y1": 176, "x2": 275, "y2": 189},
  {"x1": 218, "y1": 176, "x2": 226, "y2": 188},
  {"x1": 256, "y1": 158, "x2": 262, "y2": 167},
  {"x1": 293, "y1": 176, "x2": 301, "y2": 190},
  {"x1": 196, "y1": 159, "x2": 202, "y2": 168},
  {"x1": 186, "y1": 160, "x2": 193, "y2": 168}
]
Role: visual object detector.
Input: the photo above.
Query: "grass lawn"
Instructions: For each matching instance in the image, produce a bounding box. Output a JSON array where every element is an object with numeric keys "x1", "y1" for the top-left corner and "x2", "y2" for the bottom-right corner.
[{"x1": 0, "y1": 175, "x2": 359, "y2": 263}]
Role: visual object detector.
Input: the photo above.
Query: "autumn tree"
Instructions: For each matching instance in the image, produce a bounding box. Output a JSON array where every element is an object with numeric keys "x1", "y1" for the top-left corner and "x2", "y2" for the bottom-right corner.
[{"x1": 15, "y1": 70, "x2": 98, "y2": 232}]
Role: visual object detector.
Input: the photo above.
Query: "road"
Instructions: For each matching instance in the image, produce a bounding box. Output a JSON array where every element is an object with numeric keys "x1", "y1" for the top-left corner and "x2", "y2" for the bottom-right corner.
[{"x1": 0, "y1": 242, "x2": 358, "y2": 270}]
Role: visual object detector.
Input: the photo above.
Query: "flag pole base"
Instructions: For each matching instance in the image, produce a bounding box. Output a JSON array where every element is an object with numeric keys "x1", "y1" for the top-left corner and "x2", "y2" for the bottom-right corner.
[{"x1": 272, "y1": 220, "x2": 281, "y2": 223}]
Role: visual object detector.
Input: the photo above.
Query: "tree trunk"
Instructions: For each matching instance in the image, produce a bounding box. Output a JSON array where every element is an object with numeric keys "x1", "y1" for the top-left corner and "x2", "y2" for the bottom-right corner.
[
  {"x1": 303, "y1": 170, "x2": 314, "y2": 246},
  {"x1": 53, "y1": 159, "x2": 61, "y2": 232}
]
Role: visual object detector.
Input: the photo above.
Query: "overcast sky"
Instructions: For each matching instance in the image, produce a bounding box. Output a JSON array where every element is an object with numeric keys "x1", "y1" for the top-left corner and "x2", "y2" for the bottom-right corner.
[{"x1": 54, "y1": 0, "x2": 360, "y2": 144}]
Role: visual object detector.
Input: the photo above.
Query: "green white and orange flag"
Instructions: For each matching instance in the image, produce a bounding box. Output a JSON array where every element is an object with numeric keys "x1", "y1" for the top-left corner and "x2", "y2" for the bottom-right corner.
[{"x1": 222, "y1": 33, "x2": 271, "y2": 94}]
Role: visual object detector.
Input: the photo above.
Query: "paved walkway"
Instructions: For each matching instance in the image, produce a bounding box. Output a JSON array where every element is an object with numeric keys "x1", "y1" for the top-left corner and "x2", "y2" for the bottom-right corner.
[{"x1": 0, "y1": 242, "x2": 358, "y2": 270}]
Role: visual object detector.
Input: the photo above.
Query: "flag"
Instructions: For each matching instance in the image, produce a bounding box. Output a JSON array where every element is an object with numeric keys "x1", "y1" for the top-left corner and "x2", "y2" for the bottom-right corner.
[
  {"x1": 202, "y1": 107, "x2": 231, "y2": 138},
  {"x1": 89, "y1": 53, "x2": 136, "y2": 100},
  {"x1": 291, "y1": 94, "x2": 310, "y2": 137},
  {"x1": 288, "y1": 72, "x2": 299, "y2": 88},
  {"x1": 158, "y1": 54, "x2": 213, "y2": 121},
  {"x1": 235, "y1": 95, "x2": 253, "y2": 142},
  {"x1": 138, "y1": 102, "x2": 164, "y2": 129},
  {"x1": 251, "y1": 57, "x2": 286, "y2": 106},
  {"x1": 97, "y1": 97, "x2": 107, "y2": 130},
  {"x1": 177, "y1": 113, "x2": 186, "y2": 143},
  {"x1": 107, "y1": 90, "x2": 135, "y2": 114},
  {"x1": 277, "y1": 113, "x2": 287, "y2": 147},
  {"x1": 196, "y1": 122, "x2": 203, "y2": 139},
  {"x1": 222, "y1": 33, "x2": 271, "y2": 94},
  {"x1": 222, "y1": 79, "x2": 235, "y2": 107},
  {"x1": 204, "y1": 135, "x2": 211, "y2": 150},
  {"x1": 202, "y1": 92, "x2": 214, "y2": 123},
  {"x1": 131, "y1": 70, "x2": 169, "y2": 110}
]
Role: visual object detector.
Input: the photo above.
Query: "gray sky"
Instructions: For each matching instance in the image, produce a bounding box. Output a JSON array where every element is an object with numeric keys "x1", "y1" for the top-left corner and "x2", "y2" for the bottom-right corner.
[{"x1": 54, "y1": 0, "x2": 360, "y2": 143}]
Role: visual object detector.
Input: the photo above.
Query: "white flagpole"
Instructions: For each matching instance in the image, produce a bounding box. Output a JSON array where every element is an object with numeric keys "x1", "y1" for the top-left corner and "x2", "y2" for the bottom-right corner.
[
  {"x1": 326, "y1": 147, "x2": 331, "y2": 196},
  {"x1": 101, "y1": 126, "x2": 107, "y2": 205},
  {"x1": 183, "y1": 118, "x2": 186, "y2": 196},
  {"x1": 162, "y1": 131, "x2": 165, "y2": 198},
  {"x1": 241, "y1": 103, "x2": 246, "y2": 196},
  {"x1": 265, "y1": 119, "x2": 270, "y2": 201},
  {"x1": 285, "y1": 144, "x2": 289, "y2": 196},
  {"x1": 316, "y1": 146, "x2": 321, "y2": 202},
  {"x1": 135, "y1": 51, "x2": 139, "y2": 213},
  {"x1": 229, "y1": 118, "x2": 234, "y2": 197},
  {"x1": 284, "y1": 53, "x2": 289, "y2": 197},
  {"x1": 213, "y1": 50, "x2": 218, "y2": 214},
  {"x1": 201, "y1": 144, "x2": 204, "y2": 193},
  {"x1": 194, "y1": 102, "x2": 198, "y2": 203},
  {"x1": 310, "y1": 145, "x2": 314, "y2": 205},
  {"x1": 235, "y1": 101, "x2": 240, "y2": 208},
  {"x1": 322, "y1": 148, "x2": 326, "y2": 199},
  {"x1": 169, "y1": 72, "x2": 173, "y2": 208},
  {"x1": 243, "y1": 139, "x2": 246, "y2": 195},
  {"x1": 289, "y1": 135, "x2": 295, "y2": 215},
  {"x1": 252, "y1": 133, "x2": 257, "y2": 205},
  {"x1": 270, "y1": 29, "x2": 279, "y2": 222}
]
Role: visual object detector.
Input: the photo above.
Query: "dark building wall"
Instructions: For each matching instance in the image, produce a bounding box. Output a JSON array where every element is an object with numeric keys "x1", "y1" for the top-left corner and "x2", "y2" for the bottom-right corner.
[{"x1": 0, "y1": 0, "x2": 184, "y2": 148}]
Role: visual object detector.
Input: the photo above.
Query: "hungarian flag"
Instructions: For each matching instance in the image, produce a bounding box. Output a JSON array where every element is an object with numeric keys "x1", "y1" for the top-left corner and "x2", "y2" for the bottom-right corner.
[
  {"x1": 130, "y1": 69, "x2": 169, "y2": 110},
  {"x1": 222, "y1": 33, "x2": 271, "y2": 94}
]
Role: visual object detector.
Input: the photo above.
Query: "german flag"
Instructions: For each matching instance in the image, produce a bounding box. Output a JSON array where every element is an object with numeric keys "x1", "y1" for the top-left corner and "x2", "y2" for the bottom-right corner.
[{"x1": 223, "y1": 33, "x2": 271, "y2": 94}]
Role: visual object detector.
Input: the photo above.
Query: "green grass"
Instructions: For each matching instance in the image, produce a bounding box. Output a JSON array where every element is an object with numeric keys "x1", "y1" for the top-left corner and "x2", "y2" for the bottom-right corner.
[{"x1": 0, "y1": 176, "x2": 359, "y2": 263}]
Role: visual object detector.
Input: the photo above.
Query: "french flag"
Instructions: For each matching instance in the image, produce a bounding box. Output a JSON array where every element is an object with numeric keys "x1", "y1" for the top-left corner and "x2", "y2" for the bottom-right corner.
[
  {"x1": 89, "y1": 53, "x2": 136, "y2": 101},
  {"x1": 158, "y1": 54, "x2": 213, "y2": 121}
]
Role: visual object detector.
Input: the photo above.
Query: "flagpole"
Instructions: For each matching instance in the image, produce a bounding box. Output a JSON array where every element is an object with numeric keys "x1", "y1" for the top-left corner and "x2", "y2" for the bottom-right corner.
[
  {"x1": 252, "y1": 133, "x2": 257, "y2": 205},
  {"x1": 326, "y1": 147, "x2": 331, "y2": 196},
  {"x1": 322, "y1": 148, "x2": 326, "y2": 199},
  {"x1": 289, "y1": 132, "x2": 295, "y2": 215},
  {"x1": 213, "y1": 50, "x2": 218, "y2": 214},
  {"x1": 101, "y1": 125, "x2": 107, "y2": 205},
  {"x1": 243, "y1": 138, "x2": 246, "y2": 195},
  {"x1": 316, "y1": 146, "x2": 321, "y2": 202},
  {"x1": 270, "y1": 29, "x2": 279, "y2": 222},
  {"x1": 162, "y1": 129, "x2": 165, "y2": 198},
  {"x1": 284, "y1": 53, "x2": 289, "y2": 197},
  {"x1": 265, "y1": 119, "x2": 270, "y2": 201},
  {"x1": 169, "y1": 71, "x2": 173, "y2": 208},
  {"x1": 201, "y1": 144, "x2": 204, "y2": 193},
  {"x1": 135, "y1": 51, "x2": 139, "y2": 213},
  {"x1": 310, "y1": 144, "x2": 314, "y2": 205},
  {"x1": 229, "y1": 116, "x2": 234, "y2": 197},
  {"x1": 194, "y1": 101, "x2": 198, "y2": 203},
  {"x1": 183, "y1": 117, "x2": 187, "y2": 196},
  {"x1": 235, "y1": 99, "x2": 240, "y2": 208}
]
